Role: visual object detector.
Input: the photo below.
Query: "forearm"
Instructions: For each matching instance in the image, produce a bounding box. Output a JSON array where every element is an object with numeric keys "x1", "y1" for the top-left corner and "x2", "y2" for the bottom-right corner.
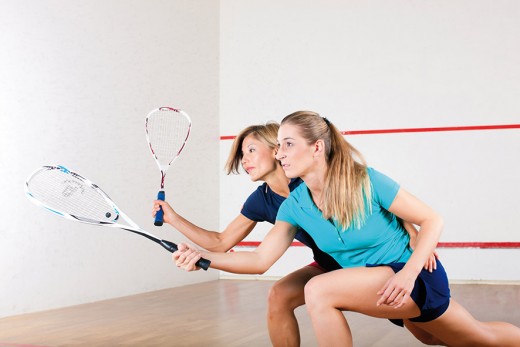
[
  {"x1": 174, "y1": 221, "x2": 295, "y2": 275},
  {"x1": 400, "y1": 219, "x2": 418, "y2": 243},
  {"x1": 404, "y1": 216, "x2": 443, "y2": 274},
  {"x1": 201, "y1": 250, "x2": 271, "y2": 274},
  {"x1": 169, "y1": 213, "x2": 228, "y2": 252}
]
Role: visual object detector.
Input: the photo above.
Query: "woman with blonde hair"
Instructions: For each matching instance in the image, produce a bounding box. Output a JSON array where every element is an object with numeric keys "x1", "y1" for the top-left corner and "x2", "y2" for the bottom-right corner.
[
  {"x1": 173, "y1": 111, "x2": 520, "y2": 346},
  {"x1": 154, "y1": 122, "x2": 340, "y2": 347},
  {"x1": 154, "y1": 120, "x2": 429, "y2": 347}
]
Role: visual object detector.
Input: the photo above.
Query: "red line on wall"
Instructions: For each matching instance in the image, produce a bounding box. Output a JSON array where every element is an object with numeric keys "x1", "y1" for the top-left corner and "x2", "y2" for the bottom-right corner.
[
  {"x1": 225, "y1": 124, "x2": 520, "y2": 249},
  {"x1": 341, "y1": 124, "x2": 520, "y2": 135},
  {"x1": 236, "y1": 241, "x2": 520, "y2": 249},
  {"x1": 221, "y1": 123, "x2": 520, "y2": 140},
  {"x1": 436, "y1": 242, "x2": 520, "y2": 249}
]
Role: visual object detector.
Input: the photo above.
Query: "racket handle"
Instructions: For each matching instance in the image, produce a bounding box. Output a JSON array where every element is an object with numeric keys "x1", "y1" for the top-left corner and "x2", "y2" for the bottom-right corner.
[
  {"x1": 154, "y1": 190, "x2": 165, "y2": 226},
  {"x1": 160, "y1": 240, "x2": 211, "y2": 271}
]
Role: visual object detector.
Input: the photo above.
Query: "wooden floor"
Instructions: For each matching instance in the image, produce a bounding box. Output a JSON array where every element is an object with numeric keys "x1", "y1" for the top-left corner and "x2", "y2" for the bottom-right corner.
[{"x1": 0, "y1": 280, "x2": 519, "y2": 346}]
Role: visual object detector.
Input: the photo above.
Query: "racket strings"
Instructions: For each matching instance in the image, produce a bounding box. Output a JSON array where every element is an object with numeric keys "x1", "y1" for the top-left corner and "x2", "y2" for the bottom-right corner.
[
  {"x1": 26, "y1": 168, "x2": 118, "y2": 223},
  {"x1": 146, "y1": 110, "x2": 190, "y2": 166}
]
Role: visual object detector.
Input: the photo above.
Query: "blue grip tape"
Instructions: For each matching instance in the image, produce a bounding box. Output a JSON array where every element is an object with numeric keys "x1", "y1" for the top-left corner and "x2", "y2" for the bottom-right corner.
[{"x1": 154, "y1": 191, "x2": 165, "y2": 226}]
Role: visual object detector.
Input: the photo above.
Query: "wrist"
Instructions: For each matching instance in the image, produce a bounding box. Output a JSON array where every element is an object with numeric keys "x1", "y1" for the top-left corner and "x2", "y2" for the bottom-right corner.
[
  {"x1": 403, "y1": 261, "x2": 422, "y2": 277},
  {"x1": 169, "y1": 210, "x2": 180, "y2": 225}
]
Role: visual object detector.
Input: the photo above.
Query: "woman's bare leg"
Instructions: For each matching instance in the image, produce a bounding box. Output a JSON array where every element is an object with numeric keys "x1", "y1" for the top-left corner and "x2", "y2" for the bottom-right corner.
[
  {"x1": 304, "y1": 267, "x2": 421, "y2": 347},
  {"x1": 267, "y1": 265, "x2": 324, "y2": 347},
  {"x1": 304, "y1": 266, "x2": 520, "y2": 347},
  {"x1": 403, "y1": 320, "x2": 446, "y2": 345},
  {"x1": 408, "y1": 300, "x2": 520, "y2": 347}
]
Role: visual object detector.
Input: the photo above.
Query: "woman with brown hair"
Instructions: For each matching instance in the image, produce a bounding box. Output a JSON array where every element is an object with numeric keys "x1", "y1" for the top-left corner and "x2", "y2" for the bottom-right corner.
[
  {"x1": 173, "y1": 111, "x2": 520, "y2": 346},
  {"x1": 154, "y1": 120, "x2": 429, "y2": 346}
]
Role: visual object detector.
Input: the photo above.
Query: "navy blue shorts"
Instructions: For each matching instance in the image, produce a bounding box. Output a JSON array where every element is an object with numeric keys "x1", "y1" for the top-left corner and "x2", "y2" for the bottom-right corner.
[{"x1": 367, "y1": 260, "x2": 451, "y2": 326}]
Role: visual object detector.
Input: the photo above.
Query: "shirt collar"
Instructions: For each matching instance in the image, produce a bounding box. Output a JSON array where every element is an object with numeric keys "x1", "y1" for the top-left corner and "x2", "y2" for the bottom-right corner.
[{"x1": 297, "y1": 183, "x2": 317, "y2": 210}]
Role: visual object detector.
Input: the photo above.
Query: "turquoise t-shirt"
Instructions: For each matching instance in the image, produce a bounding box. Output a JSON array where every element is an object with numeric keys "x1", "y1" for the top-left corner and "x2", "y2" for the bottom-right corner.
[{"x1": 276, "y1": 168, "x2": 412, "y2": 268}]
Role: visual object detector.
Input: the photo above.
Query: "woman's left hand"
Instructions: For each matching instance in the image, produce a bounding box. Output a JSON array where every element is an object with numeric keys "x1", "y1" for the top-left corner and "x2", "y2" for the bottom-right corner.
[
  {"x1": 423, "y1": 250, "x2": 439, "y2": 272},
  {"x1": 376, "y1": 269, "x2": 417, "y2": 308}
]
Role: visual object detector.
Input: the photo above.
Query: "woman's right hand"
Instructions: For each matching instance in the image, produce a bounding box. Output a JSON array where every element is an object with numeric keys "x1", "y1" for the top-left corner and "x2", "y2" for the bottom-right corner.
[
  {"x1": 172, "y1": 242, "x2": 203, "y2": 272},
  {"x1": 152, "y1": 200, "x2": 176, "y2": 224}
]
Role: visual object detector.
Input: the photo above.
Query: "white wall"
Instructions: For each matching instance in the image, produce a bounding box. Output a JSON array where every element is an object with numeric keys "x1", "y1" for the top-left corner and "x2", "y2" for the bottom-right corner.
[
  {"x1": 2, "y1": 0, "x2": 519, "y2": 320},
  {"x1": 219, "y1": 1, "x2": 520, "y2": 281},
  {"x1": 0, "y1": 0, "x2": 220, "y2": 318}
]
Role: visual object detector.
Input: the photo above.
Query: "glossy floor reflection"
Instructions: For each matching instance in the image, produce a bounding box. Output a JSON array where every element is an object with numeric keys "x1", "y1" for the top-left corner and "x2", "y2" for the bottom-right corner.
[{"x1": 0, "y1": 280, "x2": 518, "y2": 346}]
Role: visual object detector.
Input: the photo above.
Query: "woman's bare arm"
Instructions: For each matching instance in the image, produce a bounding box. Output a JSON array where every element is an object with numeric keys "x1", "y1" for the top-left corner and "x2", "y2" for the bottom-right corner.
[
  {"x1": 173, "y1": 221, "x2": 298, "y2": 274},
  {"x1": 153, "y1": 200, "x2": 257, "y2": 252}
]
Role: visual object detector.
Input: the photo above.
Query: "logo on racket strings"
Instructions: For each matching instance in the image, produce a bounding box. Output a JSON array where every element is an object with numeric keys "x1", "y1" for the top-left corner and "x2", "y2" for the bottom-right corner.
[{"x1": 62, "y1": 180, "x2": 84, "y2": 197}]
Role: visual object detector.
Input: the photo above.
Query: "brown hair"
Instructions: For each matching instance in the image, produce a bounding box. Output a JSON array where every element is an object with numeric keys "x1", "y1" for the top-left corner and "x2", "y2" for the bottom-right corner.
[{"x1": 225, "y1": 122, "x2": 280, "y2": 174}]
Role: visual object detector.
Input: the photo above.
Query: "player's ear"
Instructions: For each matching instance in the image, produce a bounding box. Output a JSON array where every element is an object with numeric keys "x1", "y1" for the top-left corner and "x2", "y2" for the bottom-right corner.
[{"x1": 313, "y1": 139, "x2": 325, "y2": 157}]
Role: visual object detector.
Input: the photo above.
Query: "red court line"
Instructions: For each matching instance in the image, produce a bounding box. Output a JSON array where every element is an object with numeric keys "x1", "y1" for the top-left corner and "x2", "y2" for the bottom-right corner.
[
  {"x1": 341, "y1": 124, "x2": 520, "y2": 135},
  {"x1": 236, "y1": 241, "x2": 520, "y2": 249},
  {"x1": 220, "y1": 124, "x2": 520, "y2": 140},
  {"x1": 225, "y1": 124, "x2": 520, "y2": 250}
]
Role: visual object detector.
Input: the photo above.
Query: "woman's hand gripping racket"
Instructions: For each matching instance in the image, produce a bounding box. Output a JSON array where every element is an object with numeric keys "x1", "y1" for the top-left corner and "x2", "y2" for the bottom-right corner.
[
  {"x1": 145, "y1": 107, "x2": 191, "y2": 226},
  {"x1": 25, "y1": 165, "x2": 210, "y2": 270}
]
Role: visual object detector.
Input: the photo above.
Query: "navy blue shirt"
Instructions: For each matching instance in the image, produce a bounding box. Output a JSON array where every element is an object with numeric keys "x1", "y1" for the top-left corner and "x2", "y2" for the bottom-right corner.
[{"x1": 241, "y1": 178, "x2": 341, "y2": 271}]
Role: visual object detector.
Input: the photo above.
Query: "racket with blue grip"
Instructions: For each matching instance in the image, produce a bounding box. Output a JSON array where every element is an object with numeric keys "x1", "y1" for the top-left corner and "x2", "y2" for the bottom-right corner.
[{"x1": 146, "y1": 107, "x2": 191, "y2": 227}]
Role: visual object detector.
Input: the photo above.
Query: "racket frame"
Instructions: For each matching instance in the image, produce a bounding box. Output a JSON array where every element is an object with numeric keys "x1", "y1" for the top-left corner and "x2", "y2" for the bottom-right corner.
[
  {"x1": 145, "y1": 106, "x2": 192, "y2": 226},
  {"x1": 145, "y1": 106, "x2": 191, "y2": 189},
  {"x1": 25, "y1": 165, "x2": 210, "y2": 270}
]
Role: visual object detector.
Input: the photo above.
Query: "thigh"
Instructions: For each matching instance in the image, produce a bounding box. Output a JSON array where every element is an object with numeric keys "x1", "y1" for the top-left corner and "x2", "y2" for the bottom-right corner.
[
  {"x1": 409, "y1": 299, "x2": 487, "y2": 346},
  {"x1": 277, "y1": 265, "x2": 325, "y2": 290},
  {"x1": 272, "y1": 265, "x2": 325, "y2": 303},
  {"x1": 306, "y1": 266, "x2": 421, "y2": 320}
]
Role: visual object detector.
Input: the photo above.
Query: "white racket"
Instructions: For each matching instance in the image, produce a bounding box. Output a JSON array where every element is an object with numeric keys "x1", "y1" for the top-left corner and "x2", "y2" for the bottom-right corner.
[
  {"x1": 25, "y1": 165, "x2": 210, "y2": 270},
  {"x1": 145, "y1": 107, "x2": 191, "y2": 226}
]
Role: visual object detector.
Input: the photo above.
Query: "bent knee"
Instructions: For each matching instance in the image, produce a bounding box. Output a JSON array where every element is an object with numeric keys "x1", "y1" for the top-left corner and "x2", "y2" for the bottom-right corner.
[
  {"x1": 304, "y1": 276, "x2": 327, "y2": 309},
  {"x1": 268, "y1": 280, "x2": 304, "y2": 311}
]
